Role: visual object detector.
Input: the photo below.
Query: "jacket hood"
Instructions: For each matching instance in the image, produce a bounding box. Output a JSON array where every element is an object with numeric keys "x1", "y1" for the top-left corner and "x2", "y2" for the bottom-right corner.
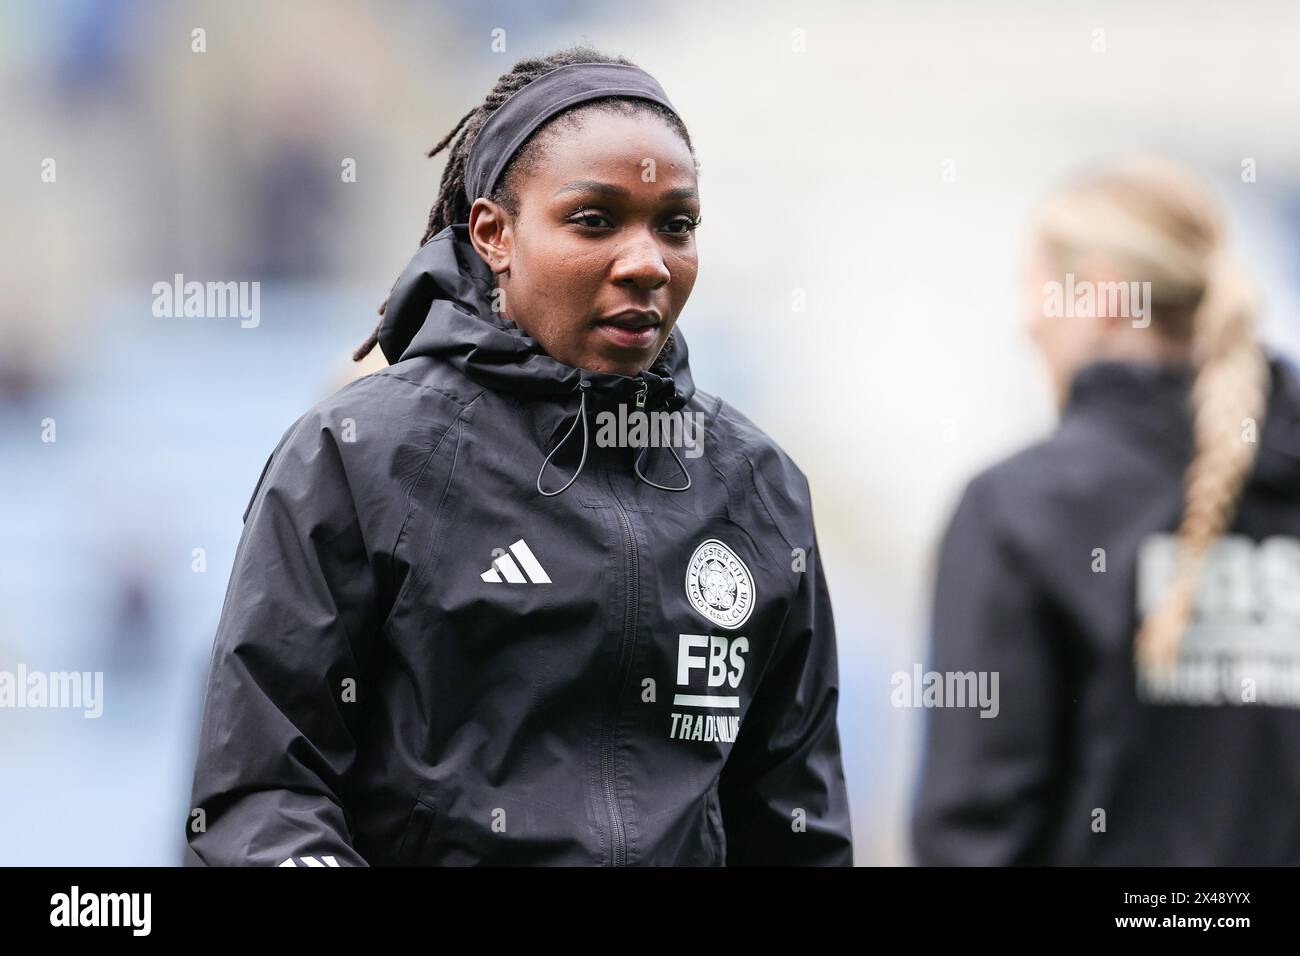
[
  {"x1": 1062, "y1": 352, "x2": 1300, "y2": 491},
  {"x1": 377, "y1": 223, "x2": 696, "y2": 411},
  {"x1": 374, "y1": 223, "x2": 700, "y2": 496}
]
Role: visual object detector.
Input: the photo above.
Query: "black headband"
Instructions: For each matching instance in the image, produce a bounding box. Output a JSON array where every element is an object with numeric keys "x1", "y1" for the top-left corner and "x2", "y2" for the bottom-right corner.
[{"x1": 463, "y1": 62, "x2": 681, "y2": 205}]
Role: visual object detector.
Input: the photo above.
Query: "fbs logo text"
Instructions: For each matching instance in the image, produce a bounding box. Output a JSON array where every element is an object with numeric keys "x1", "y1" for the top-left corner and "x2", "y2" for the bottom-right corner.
[{"x1": 669, "y1": 633, "x2": 748, "y2": 742}]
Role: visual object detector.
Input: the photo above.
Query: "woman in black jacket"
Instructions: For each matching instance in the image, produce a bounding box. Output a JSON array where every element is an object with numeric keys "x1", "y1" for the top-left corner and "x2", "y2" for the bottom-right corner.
[
  {"x1": 186, "y1": 46, "x2": 854, "y2": 867},
  {"x1": 911, "y1": 156, "x2": 1300, "y2": 865}
]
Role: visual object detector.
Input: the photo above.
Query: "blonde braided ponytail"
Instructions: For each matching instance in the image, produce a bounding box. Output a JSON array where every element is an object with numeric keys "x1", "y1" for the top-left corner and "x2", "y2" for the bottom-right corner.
[
  {"x1": 1037, "y1": 158, "x2": 1270, "y2": 675},
  {"x1": 1135, "y1": 251, "x2": 1269, "y2": 673}
]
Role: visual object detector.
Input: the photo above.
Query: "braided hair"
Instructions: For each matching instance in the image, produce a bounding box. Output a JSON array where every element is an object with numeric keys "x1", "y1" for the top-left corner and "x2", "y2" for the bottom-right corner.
[
  {"x1": 1036, "y1": 156, "x2": 1270, "y2": 675},
  {"x1": 353, "y1": 46, "x2": 697, "y2": 363}
]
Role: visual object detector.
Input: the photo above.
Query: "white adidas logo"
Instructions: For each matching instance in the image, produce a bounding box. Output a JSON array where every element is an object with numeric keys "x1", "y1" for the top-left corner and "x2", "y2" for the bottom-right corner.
[
  {"x1": 481, "y1": 539, "x2": 552, "y2": 584},
  {"x1": 278, "y1": 855, "x2": 339, "y2": 867}
]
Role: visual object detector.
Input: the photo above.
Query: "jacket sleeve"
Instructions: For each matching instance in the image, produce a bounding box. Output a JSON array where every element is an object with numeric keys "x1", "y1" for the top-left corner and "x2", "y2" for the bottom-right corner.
[
  {"x1": 910, "y1": 475, "x2": 1067, "y2": 865},
  {"x1": 186, "y1": 411, "x2": 384, "y2": 867},
  {"x1": 717, "y1": 527, "x2": 854, "y2": 866}
]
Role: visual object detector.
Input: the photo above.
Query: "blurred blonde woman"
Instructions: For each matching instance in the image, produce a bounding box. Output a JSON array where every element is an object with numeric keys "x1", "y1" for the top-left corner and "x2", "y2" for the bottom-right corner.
[{"x1": 912, "y1": 157, "x2": 1300, "y2": 865}]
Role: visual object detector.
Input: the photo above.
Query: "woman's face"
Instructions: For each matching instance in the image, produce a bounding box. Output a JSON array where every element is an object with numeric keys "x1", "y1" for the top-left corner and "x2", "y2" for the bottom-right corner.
[
  {"x1": 1023, "y1": 233, "x2": 1107, "y2": 409},
  {"x1": 469, "y1": 110, "x2": 701, "y2": 377}
]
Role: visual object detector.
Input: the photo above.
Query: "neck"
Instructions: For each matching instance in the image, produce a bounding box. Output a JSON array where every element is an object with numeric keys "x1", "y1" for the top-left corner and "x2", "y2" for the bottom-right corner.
[{"x1": 1093, "y1": 326, "x2": 1193, "y2": 367}]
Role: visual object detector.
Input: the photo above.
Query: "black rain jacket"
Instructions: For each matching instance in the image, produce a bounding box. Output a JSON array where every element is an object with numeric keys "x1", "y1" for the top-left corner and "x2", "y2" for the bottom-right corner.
[
  {"x1": 186, "y1": 224, "x2": 854, "y2": 867},
  {"x1": 912, "y1": 354, "x2": 1300, "y2": 865}
]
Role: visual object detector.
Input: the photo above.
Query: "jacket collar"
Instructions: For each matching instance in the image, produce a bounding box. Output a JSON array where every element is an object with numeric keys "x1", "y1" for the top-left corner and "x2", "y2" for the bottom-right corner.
[
  {"x1": 377, "y1": 223, "x2": 695, "y2": 413},
  {"x1": 1062, "y1": 358, "x2": 1197, "y2": 460},
  {"x1": 1062, "y1": 354, "x2": 1300, "y2": 491},
  {"x1": 376, "y1": 223, "x2": 698, "y2": 495}
]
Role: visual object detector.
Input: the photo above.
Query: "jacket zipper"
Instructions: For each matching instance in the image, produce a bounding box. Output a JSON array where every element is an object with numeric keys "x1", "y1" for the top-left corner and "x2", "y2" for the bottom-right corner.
[
  {"x1": 604, "y1": 486, "x2": 638, "y2": 865},
  {"x1": 600, "y1": 409, "x2": 642, "y2": 866}
]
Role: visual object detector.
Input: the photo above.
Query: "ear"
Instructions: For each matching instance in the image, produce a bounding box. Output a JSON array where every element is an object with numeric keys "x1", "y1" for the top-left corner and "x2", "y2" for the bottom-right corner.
[
  {"x1": 1075, "y1": 253, "x2": 1127, "y2": 329},
  {"x1": 468, "y1": 198, "x2": 513, "y2": 276}
]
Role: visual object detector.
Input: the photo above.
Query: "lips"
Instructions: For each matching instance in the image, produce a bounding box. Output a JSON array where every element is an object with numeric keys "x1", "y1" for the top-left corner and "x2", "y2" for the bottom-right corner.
[
  {"x1": 595, "y1": 310, "x2": 662, "y2": 350},
  {"x1": 599, "y1": 309, "x2": 661, "y2": 330}
]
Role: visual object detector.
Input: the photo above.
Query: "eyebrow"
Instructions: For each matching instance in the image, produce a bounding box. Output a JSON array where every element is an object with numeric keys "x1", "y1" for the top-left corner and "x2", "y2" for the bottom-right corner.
[{"x1": 553, "y1": 179, "x2": 698, "y2": 202}]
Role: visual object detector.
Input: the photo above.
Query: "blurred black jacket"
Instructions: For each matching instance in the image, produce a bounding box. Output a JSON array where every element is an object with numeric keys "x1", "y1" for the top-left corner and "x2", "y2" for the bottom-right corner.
[{"x1": 912, "y1": 355, "x2": 1300, "y2": 865}]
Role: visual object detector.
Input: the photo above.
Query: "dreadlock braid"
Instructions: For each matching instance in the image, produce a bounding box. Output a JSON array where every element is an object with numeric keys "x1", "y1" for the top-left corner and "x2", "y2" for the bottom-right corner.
[
  {"x1": 353, "y1": 46, "x2": 696, "y2": 363},
  {"x1": 1037, "y1": 157, "x2": 1270, "y2": 677}
]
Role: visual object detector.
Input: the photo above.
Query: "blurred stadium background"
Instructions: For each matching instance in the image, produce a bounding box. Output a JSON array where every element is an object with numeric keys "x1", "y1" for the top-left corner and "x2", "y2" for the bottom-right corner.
[{"x1": 2, "y1": 0, "x2": 1298, "y2": 865}]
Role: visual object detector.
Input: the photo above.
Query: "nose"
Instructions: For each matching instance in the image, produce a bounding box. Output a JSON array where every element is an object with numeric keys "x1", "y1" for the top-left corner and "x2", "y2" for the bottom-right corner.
[{"x1": 610, "y1": 229, "x2": 671, "y2": 290}]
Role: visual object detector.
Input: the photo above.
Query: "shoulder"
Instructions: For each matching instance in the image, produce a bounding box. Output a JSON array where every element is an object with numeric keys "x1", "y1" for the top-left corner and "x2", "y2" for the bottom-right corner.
[
  {"x1": 691, "y1": 387, "x2": 815, "y2": 549},
  {"x1": 253, "y1": 360, "x2": 480, "y2": 516},
  {"x1": 330, "y1": 357, "x2": 482, "y2": 424},
  {"x1": 293, "y1": 357, "x2": 483, "y2": 453},
  {"x1": 977, "y1": 405, "x2": 1155, "y2": 511},
  {"x1": 941, "y1": 415, "x2": 1138, "y2": 568}
]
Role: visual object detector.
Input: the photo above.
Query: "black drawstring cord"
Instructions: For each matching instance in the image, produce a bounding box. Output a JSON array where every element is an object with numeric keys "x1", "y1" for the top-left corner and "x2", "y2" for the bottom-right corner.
[
  {"x1": 536, "y1": 380, "x2": 591, "y2": 497},
  {"x1": 536, "y1": 378, "x2": 693, "y2": 496},
  {"x1": 634, "y1": 381, "x2": 692, "y2": 491},
  {"x1": 634, "y1": 443, "x2": 692, "y2": 492}
]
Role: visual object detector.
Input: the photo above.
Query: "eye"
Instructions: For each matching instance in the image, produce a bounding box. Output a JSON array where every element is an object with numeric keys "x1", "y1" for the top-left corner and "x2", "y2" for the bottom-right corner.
[
  {"x1": 567, "y1": 210, "x2": 613, "y2": 229},
  {"x1": 662, "y1": 215, "x2": 702, "y2": 237}
]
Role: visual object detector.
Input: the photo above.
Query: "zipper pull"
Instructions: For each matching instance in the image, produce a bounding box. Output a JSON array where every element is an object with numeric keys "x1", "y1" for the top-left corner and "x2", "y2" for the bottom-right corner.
[{"x1": 634, "y1": 379, "x2": 648, "y2": 409}]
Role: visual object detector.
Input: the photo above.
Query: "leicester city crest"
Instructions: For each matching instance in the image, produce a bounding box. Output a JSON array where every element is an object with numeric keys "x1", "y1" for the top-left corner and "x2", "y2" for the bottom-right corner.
[{"x1": 685, "y1": 538, "x2": 754, "y2": 630}]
